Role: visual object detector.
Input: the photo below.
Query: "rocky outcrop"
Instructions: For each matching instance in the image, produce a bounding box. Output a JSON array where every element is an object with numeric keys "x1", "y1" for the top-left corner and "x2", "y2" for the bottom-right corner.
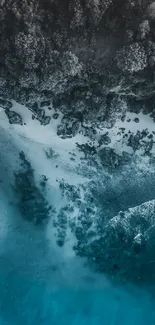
[
  {"x1": 0, "y1": 0, "x2": 155, "y2": 126},
  {"x1": 5, "y1": 110, "x2": 23, "y2": 125}
]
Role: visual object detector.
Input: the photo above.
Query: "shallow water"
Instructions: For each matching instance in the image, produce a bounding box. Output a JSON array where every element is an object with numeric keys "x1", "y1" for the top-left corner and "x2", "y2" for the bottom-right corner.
[
  {"x1": 0, "y1": 171, "x2": 155, "y2": 325},
  {"x1": 0, "y1": 209, "x2": 154, "y2": 325},
  {"x1": 0, "y1": 112, "x2": 155, "y2": 325}
]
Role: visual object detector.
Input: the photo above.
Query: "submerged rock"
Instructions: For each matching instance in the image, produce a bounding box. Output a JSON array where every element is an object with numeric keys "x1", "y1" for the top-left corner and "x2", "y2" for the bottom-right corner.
[
  {"x1": 5, "y1": 110, "x2": 23, "y2": 125},
  {"x1": 41, "y1": 116, "x2": 51, "y2": 125},
  {"x1": 14, "y1": 151, "x2": 52, "y2": 226},
  {"x1": 99, "y1": 147, "x2": 121, "y2": 169},
  {"x1": 75, "y1": 199, "x2": 155, "y2": 286}
]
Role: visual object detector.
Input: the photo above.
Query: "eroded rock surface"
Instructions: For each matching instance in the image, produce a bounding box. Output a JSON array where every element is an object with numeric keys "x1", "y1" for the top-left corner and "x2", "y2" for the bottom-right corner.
[{"x1": 0, "y1": 0, "x2": 155, "y2": 125}]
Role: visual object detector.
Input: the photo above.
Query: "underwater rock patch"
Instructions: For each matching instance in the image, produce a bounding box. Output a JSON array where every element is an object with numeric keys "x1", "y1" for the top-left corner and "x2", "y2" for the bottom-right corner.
[
  {"x1": 74, "y1": 199, "x2": 155, "y2": 286},
  {"x1": 14, "y1": 151, "x2": 52, "y2": 226},
  {"x1": 5, "y1": 110, "x2": 23, "y2": 125}
]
